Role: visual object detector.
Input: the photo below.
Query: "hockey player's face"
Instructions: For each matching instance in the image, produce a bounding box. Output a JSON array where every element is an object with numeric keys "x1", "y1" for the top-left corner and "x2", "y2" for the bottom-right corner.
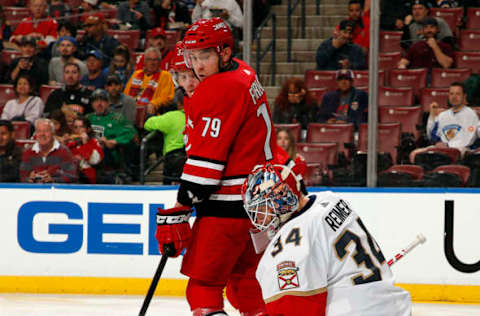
[
  {"x1": 187, "y1": 48, "x2": 220, "y2": 81},
  {"x1": 177, "y1": 70, "x2": 199, "y2": 97}
]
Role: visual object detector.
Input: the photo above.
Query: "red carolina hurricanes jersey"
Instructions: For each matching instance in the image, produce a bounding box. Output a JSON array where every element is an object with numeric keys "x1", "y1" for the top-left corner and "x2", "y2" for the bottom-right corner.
[{"x1": 181, "y1": 58, "x2": 276, "y2": 209}]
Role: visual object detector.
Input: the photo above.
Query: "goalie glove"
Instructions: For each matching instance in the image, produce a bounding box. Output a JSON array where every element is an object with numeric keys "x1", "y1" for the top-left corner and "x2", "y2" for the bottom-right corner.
[{"x1": 155, "y1": 206, "x2": 192, "y2": 257}]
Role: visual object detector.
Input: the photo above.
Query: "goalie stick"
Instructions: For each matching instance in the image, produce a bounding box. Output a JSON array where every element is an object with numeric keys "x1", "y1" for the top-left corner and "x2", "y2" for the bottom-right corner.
[
  {"x1": 138, "y1": 244, "x2": 174, "y2": 316},
  {"x1": 388, "y1": 234, "x2": 426, "y2": 266}
]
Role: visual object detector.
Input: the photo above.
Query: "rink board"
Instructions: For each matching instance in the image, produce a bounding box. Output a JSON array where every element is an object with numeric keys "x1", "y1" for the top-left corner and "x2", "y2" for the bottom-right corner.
[{"x1": 0, "y1": 184, "x2": 479, "y2": 302}]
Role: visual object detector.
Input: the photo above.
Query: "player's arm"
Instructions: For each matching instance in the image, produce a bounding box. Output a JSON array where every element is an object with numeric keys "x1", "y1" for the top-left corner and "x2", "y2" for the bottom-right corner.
[{"x1": 265, "y1": 291, "x2": 327, "y2": 316}]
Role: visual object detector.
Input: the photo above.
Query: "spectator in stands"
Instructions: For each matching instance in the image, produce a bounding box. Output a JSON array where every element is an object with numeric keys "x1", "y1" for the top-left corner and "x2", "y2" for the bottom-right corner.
[
  {"x1": 273, "y1": 77, "x2": 317, "y2": 129},
  {"x1": 49, "y1": 108, "x2": 73, "y2": 142},
  {"x1": 402, "y1": 0, "x2": 453, "y2": 47},
  {"x1": 81, "y1": 50, "x2": 107, "y2": 91},
  {"x1": 10, "y1": 0, "x2": 58, "y2": 48},
  {"x1": 49, "y1": 0, "x2": 71, "y2": 20},
  {"x1": 0, "y1": 120, "x2": 22, "y2": 182},
  {"x1": 7, "y1": 36, "x2": 49, "y2": 87},
  {"x1": 105, "y1": 74, "x2": 136, "y2": 124},
  {"x1": 45, "y1": 62, "x2": 93, "y2": 116},
  {"x1": 316, "y1": 19, "x2": 366, "y2": 70},
  {"x1": 124, "y1": 47, "x2": 175, "y2": 114},
  {"x1": 335, "y1": 0, "x2": 370, "y2": 53},
  {"x1": 65, "y1": 116, "x2": 103, "y2": 183},
  {"x1": 49, "y1": 21, "x2": 77, "y2": 58},
  {"x1": 48, "y1": 36, "x2": 88, "y2": 86},
  {"x1": 153, "y1": 0, "x2": 192, "y2": 29},
  {"x1": 276, "y1": 127, "x2": 307, "y2": 178},
  {"x1": 398, "y1": 17, "x2": 454, "y2": 69},
  {"x1": 116, "y1": 0, "x2": 152, "y2": 36},
  {"x1": 0, "y1": 6, "x2": 12, "y2": 44},
  {"x1": 410, "y1": 82, "x2": 480, "y2": 162},
  {"x1": 87, "y1": 89, "x2": 138, "y2": 182},
  {"x1": 102, "y1": 45, "x2": 134, "y2": 87},
  {"x1": 20, "y1": 118, "x2": 77, "y2": 183},
  {"x1": 192, "y1": 0, "x2": 244, "y2": 29},
  {"x1": 1, "y1": 74, "x2": 44, "y2": 125},
  {"x1": 316, "y1": 69, "x2": 368, "y2": 129},
  {"x1": 380, "y1": 0, "x2": 411, "y2": 31},
  {"x1": 77, "y1": 13, "x2": 120, "y2": 66},
  {"x1": 79, "y1": 0, "x2": 99, "y2": 18},
  {"x1": 135, "y1": 27, "x2": 173, "y2": 71}
]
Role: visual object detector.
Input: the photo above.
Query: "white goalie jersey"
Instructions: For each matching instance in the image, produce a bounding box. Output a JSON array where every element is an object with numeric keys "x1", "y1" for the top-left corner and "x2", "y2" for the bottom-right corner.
[{"x1": 256, "y1": 191, "x2": 412, "y2": 316}]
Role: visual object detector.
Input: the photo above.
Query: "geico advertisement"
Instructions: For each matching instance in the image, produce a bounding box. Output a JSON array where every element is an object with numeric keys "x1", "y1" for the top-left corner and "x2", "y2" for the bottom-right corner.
[{"x1": 1, "y1": 185, "x2": 480, "y2": 285}]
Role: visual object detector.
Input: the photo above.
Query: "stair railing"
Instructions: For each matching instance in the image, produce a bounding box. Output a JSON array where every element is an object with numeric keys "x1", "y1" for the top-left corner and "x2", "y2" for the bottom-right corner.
[
  {"x1": 255, "y1": 11, "x2": 277, "y2": 86},
  {"x1": 287, "y1": 0, "x2": 305, "y2": 62}
]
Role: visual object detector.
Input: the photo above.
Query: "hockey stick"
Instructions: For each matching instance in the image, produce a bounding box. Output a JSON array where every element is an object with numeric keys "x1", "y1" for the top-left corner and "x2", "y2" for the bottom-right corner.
[
  {"x1": 138, "y1": 244, "x2": 174, "y2": 316},
  {"x1": 388, "y1": 234, "x2": 426, "y2": 266}
]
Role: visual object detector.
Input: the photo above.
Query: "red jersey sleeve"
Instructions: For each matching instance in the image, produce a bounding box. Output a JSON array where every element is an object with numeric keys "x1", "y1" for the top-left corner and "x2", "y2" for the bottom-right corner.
[{"x1": 266, "y1": 291, "x2": 327, "y2": 316}]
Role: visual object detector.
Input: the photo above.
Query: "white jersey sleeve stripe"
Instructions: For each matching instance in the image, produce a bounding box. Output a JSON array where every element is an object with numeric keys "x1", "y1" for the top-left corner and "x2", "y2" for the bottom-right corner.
[
  {"x1": 186, "y1": 158, "x2": 225, "y2": 171},
  {"x1": 180, "y1": 173, "x2": 221, "y2": 185},
  {"x1": 220, "y1": 178, "x2": 246, "y2": 186},
  {"x1": 264, "y1": 287, "x2": 327, "y2": 303},
  {"x1": 209, "y1": 194, "x2": 243, "y2": 201}
]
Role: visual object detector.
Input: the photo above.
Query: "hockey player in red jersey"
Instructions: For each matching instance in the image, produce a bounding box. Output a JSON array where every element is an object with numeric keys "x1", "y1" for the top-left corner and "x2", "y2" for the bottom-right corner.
[
  {"x1": 155, "y1": 18, "x2": 275, "y2": 316},
  {"x1": 241, "y1": 164, "x2": 412, "y2": 316}
]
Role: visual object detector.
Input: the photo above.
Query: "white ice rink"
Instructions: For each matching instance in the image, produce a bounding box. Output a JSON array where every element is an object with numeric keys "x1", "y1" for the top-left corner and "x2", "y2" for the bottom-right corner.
[{"x1": 1, "y1": 294, "x2": 480, "y2": 316}]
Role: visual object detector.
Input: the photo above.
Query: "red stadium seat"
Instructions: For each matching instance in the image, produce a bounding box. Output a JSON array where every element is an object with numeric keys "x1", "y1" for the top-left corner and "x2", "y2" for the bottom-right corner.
[
  {"x1": 274, "y1": 123, "x2": 302, "y2": 142},
  {"x1": 352, "y1": 70, "x2": 385, "y2": 87},
  {"x1": 432, "y1": 165, "x2": 471, "y2": 186},
  {"x1": 12, "y1": 121, "x2": 31, "y2": 139},
  {"x1": 430, "y1": 8, "x2": 463, "y2": 35},
  {"x1": 379, "y1": 31, "x2": 403, "y2": 53},
  {"x1": 383, "y1": 164, "x2": 424, "y2": 180},
  {"x1": 296, "y1": 142, "x2": 338, "y2": 171},
  {"x1": 378, "y1": 86, "x2": 414, "y2": 106},
  {"x1": 426, "y1": 147, "x2": 461, "y2": 163},
  {"x1": 303, "y1": 163, "x2": 322, "y2": 186},
  {"x1": 0, "y1": 0, "x2": 20, "y2": 6},
  {"x1": 379, "y1": 51, "x2": 402, "y2": 70},
  {"x1": 106, "y1": 30, "x2": 140, "y2": 51},
  {"x1": 459, "y1": 29, "x2": 480, "y2": 51},
  {"x1": 306, "y1": 123, "x2": 354, "y2": 158},
  {"x1": 0, "y1": 104, "x2": 4, "y2": 116},
  {"x1": 305, "y1": 70, "x2": 337, "y2": 91},
  {"x1": 15, "y1": 138, "x2": 35, "y2": 149},
  {"x1": 455, "y1": 51, "x2": 480, "y2": 74},
  {"x1": 308, "y1": 88, "x2": 328, "y2": 105},
  {"x1": 379, "y1": 106, "x2": 422, "y2": 138},
  {"x1": 388, "y1": 68, "x2": 427, "y2": 95},
  {"x1": 358, "y1": 122, "x2": 401, "y2": 163},
  {"x1": 466, "y1": 7, "x2": 480, "y2": 29},
  {"x1": 430, "y1": 68, "x2": 471, "y2": 88},
  {"x1": 136, "y1": 106, "x2": 146, "y2": 129},
  {"x1": 101, "y1": 8, "x2": 117, "y2": 19},
  {"x1": 0, "y1": 84, "x2": 16, "y2": 106},
  {"x1": 4, "y1": 6, "x2": 30, "y2": 27},
  {"x1": 39, "y1": 85, "x2": 60, "y2": 104},
  {"x1": 1, "y1": 50, "x2": 21, "y2": 66},
  {"x1": 420, "y1": 88, "x2": 450, "y2": 112}
]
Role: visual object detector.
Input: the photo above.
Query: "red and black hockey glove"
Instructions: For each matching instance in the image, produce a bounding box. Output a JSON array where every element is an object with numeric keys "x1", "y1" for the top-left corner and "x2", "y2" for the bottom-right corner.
[{"x1": 155, "y1": 206, "x2": 192, "y2": 257}]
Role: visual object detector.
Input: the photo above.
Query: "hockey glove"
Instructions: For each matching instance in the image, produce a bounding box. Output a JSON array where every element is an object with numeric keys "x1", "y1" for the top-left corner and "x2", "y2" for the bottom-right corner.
[{"x1": 155, "y1": 206, "x2": 192, "y2": 257}]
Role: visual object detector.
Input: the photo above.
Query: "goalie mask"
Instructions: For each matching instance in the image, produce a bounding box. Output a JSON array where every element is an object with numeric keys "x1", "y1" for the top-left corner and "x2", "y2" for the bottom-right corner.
[{"x1": 241, "y1": 164, "x2": 302, "y2": 235}]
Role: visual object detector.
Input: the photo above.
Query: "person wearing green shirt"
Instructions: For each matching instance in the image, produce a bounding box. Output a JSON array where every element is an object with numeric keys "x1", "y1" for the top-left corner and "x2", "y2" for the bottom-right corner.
[{"x1": 87, "y1": 89, "x2": 138, "y2": 182}]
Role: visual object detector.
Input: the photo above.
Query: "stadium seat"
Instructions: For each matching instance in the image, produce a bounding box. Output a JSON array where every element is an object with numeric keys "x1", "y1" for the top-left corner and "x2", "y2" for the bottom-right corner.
[
  {"x1": 15, "y1": 139, "x2": 35, "y2": 149},
  {"x1": 102, "y1": 8, "x2": 117, "y2": 19},
  {"x1": 0, "y1": 84, "x2": 16, "y2": 106},
  {"x1": 0, "y1": 104, "x2": 4, "y2": 116},
  {"x1": 378, "y1": 86, "x2": 414, "y2": 106},
  {"x1": 352, "y1": 70, "x2": 385, "y2": 87},
  {"x1": 303, "y1": 163, "x2": 322, "y2": 186},
  {"x1": 1, "y1": 50, "x2": 21, "y2": 66},
  {"x1": 419, "y1": 88, "x2": 449, "y2": 112},
  {"x1": 306, "y1": 123, "x2": 354, "y2": 158},
  {"x1": 430, "y1": 7, "x2": 463, "y2": 35},
  {"x1": 274, "y1": 123, "x2": 302, "y2": 142},
  {"x1": 414, "y1": 147, "x2": 461, "y2": 171},
  {"x1": 459, "y1": 29, "x2": 480, "y2": 51},
  {"x1": 308, "y1": 87, "x2": 328, "y2": 105},
  {"x1": 305, "y1": 70, "x2": 337, "y2": 91},
  {"x1": 383, "y1": 164, "x2": 424, "y2": 180},
  {"x1": 379, "y1": 51, "x2": 402, "y2": 70},
  {"x1": 39, "y1": 85, "x2": 59, "y2": 104},
  {"x1": 358, "y1": 122, "x2": 401, "y2": 163},
  {"x1": 432, "y1": 165, "x2": 471, "y2": 186},
  {"x1": 379, "y1": 31, "x2": 403, "y2": 53},
  {"x1": 379, "y1": 106, "x2": 422, "y2": 138},
  {"x1": 136, "y1": 106, "x2": 146, "y2": 129},
  {"x1": 12, "y1": 121, "x2": 31, "y2": 139},
  {"x1": 466, "y1": 7, "x2": 480, "y2": 29},
  {"x1": 4, "y1": 6, "x2": 30, "y2": 27},
  {"x1": 430, "y1": 68, "x2": 471, "y2": 88},
  {"x1": 378, "y1": 164, "x2": 424, "y2": 186},
  {"x1": 106, "y1": 30, "x2": 140, "y2": 51},
  {"x1": 0, "y1": 0, "x2": 20, "y2": 6},
  {"x1": 388, "y1": 68, "x2": 427, "y2": 95},
  {"x1": 455, "y1": 51, "x2": 480, "y2": 74},
  {"x1": 296, "y1": 142, "x2": 338, "y2": 171}
]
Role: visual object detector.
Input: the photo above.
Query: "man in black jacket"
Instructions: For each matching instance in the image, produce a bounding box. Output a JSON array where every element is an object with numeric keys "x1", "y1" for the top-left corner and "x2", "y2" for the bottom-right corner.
[{"x1": 0, "y1": 120, "x2": 22, "y2": 182}]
